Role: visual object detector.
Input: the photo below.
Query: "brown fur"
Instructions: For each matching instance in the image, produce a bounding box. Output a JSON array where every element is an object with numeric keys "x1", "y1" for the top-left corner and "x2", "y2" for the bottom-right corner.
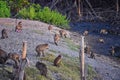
[
  {"x1": 36, "y1": 44, "x2": 49, "y2": 57},
  {"x1": 1, "y1": 29, "x2": 8, "y2": 39},
  {"x1": 36, "y1": 61, "x2": 47, "y2": 77},
  {"x1": 8, "y1": 53, "x2": 20, "y2": 65},
  {"x1": 48, "y1": 25, "x2": 52, "y2": 31},
  {"x1": 54, "y1": 55, "x2": 62, "y2": 67},
  {"x1": 59, "y1": 30, "x2": 67, "y2": 38},
  {"x1": 54, "y1": 34, "x2": 60, "y2": 46},
  {"x1": 83, "y1": 30, "x2": 89, "y2": 36},
  {"x1": 15, "y1": 21, "x2": 22, "y2": 32},
  {"x1": 84, "y1": 46, "x2": 91, "y2": 54}
]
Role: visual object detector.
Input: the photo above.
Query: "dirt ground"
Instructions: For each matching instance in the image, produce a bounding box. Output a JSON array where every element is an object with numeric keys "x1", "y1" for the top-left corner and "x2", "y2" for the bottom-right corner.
[{"x1": 0, "y1": 18, "x2": 120, "y2": 80}]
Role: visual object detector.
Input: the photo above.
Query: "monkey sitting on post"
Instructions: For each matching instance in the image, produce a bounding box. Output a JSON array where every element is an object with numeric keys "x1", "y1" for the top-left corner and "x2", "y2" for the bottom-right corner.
[
  {"x1": 15, "y1": 21, "x2": 22, "y2": 32},
  {"x1": 36, "y1": 44, "x2": 49, "y2": 57},
  {"x1": 36, "y1": 61, "x2": 47, "y2": 77},
  {"x1": 54, "y1": 55, "x2": 62, "y2": 67},
  {"x1": 1, "y1": 28, "x2": 8, "y2": 39}
]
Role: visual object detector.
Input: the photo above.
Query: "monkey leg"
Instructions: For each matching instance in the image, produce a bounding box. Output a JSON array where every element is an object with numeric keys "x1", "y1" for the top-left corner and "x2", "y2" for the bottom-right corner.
[{"x1": 36, "y1": 52, "x2": 41, "y2": 57}]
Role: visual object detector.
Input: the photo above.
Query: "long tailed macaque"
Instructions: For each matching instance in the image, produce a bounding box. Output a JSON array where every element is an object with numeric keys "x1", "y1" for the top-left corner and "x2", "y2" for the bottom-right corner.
[
  {"x1": 54, "y1": 55, "x2": 62, "y2": 67},
  {"x1": 0, "y1": 49, "x2": 8, "y2": 64},
  {"x1": 36, "y1": 61, "x2": 47, "y2": 77},
  {"x1": 98, "y1": 38, "x2": 104, "y2": 43},
  {"x1": 48, "y1": 25, "x2": 52, "y2": 31},
  {"x1": 1, "y1": 29, "x2": 8, "y2": 39},
  {"x1": 83, "y1": 30, "x2": 89, "y2": 36},
  {"x1": 59, "y1": 30, "x2": 67, "y2": 38},
  {"x1": 54, "y1": 34, "x2": 60, "y2": 46},
  {"x1": 90, "y1": 51, "x2": 95, "y2": 59},
  {"x1": 8, "y1": 53, "x2": 20, "y2": 65},
  {"x1": 15, "y1": 21, "x2": 22, "y2": 32},
  {"x1": 36, "y1": 44, "x2": 49, "y2": 57},
  {"x1": 100, "y1": 29, "x2": 108, "y2": 34}
]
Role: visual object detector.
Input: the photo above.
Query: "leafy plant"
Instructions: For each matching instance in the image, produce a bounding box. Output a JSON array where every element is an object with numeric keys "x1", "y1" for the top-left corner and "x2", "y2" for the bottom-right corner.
[
  {"x1": 18, "y1": 4, "x2": 70, "y2": 29},
  {"x1": 0, "y1": 1, "x2": 10, "y2": 17}
]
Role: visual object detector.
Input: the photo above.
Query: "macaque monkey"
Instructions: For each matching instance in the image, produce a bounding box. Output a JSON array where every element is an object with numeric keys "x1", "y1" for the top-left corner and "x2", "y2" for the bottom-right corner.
[
  {"x1": 100, "y1": 29, "x2": 108, "y2": 34},
  {"x1": 98, "y1": 38, "x2": 104, "y2": 43},
  {"x1": 36, "y1": 61, "x2": 47, "y2": 77},
  {"x1": 48, "y1": 25, "x2": 52, "y2": 31},
  {"x1": 36, "y1": 44, "x2": 49, "y2": 57},
  {"x1": 8, "y1": 53, "x2": 20, "y2": 65},
  {"x1": 1, "y1": 29, "x2": 8, "y2": 39},
  {"x1": 59, "y1": 30, "x2": 67, "y2": 38},
  {"x1": 54, "y1": 34, "x2": 60, "y2": 46},
  {"x1": 110, "y1": 46, "x2": 120, "y2": 56},
  {"x1": 0, "y1": 49, "x2": 8, "y2": 64},
  {"x1": 83, "y1": 30, "x2": 89, "y2": 36},
  {"x1": 15, "y1": 21, "x2": 22, "y2": 32},
  {"x1": 110, "y1": 46, "x2": 115, "y2": 56},
  {"x1": 84, "y1": 46, "x2": 91, "y2": 54},
  {"x1": 54, "y1": 55, "x2": 62, "y2": 67},
  {"x1": 90, "y1": 51, "x2": 95, "y2": 59}
]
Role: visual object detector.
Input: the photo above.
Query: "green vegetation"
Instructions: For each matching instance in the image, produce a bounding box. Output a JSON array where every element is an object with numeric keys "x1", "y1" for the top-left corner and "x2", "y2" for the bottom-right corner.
[
  {"x1": 87, "y1": 65, "x2": 97, "y2": 80},
  {"x1": 0, "y1": 0, "x2": 70, "y2": 29},
  {"x1": 25, "y1": 67, "x2": 49, "y2": 80},
  {"x1": 0, "y1": 53, "x2": 97, "y2": 80},
  {"x1": 0, "y1": 1, "x2": 10, "y2": 17},
  {"x1": 64, "y1": 38, "x2": 80, "y2": 51},
  {"x1": 18, "y1": 4, "x2": 70, "y2": 29},
  {"x1": 8, "y1": 0, "x2": 29, "y2": 14},
  {"x1": 40, "y1": 53, "x2": 80, "y2": 80}
]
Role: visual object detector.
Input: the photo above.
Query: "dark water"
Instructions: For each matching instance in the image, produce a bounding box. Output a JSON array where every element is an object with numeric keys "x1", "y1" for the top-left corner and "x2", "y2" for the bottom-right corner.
[{"x1": 70, "y1": 22, "x2": 120, "y2": 57}]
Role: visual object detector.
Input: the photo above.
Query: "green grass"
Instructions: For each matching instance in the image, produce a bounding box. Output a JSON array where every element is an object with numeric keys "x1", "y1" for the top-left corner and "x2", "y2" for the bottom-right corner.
[
  {"x1": 41, "y1": 53, "x2": 80, "y2": 80},
  {"x1": 40, "y1": 53, "x2": 98, "y2": 80},
  {"x1": 0, "y1": 53, "x2": 97, "y2": 80},
  {"x1": 86, "y1": 65, "x2": 97, "y2": 80},
  {"x1": 64, "y1": 38, "x2": 80, "y2": 51}
]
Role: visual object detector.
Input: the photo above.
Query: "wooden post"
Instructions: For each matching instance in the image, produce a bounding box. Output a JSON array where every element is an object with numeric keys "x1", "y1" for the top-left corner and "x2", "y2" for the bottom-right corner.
[
  {"x1": 80, "y1": 36, "x2": 85, "y2": 80},
  {"x1": 22, "y1": 41, "x2": 27, "y2": 59},
  {"x1": 19, "y1": 41, "x2": 27, "y2": 80}
]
